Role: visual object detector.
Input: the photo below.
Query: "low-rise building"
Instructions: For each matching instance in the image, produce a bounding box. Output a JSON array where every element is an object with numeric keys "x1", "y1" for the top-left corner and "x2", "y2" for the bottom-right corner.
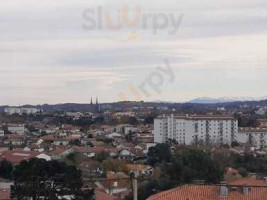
[
  {"x1": 146, "y1": 183, "x2": 267, "y2": 200},
  {"x1": 237, "y1": 128, "x2": 267, "y2": 149},
  {"x1": 0, "y1": 130, "x2": 4, "y2": 137},
  {"x1": 7, "y1": 124, "x2": 25, "y2": 135},
  {"x1": 95, "y1": 172, "x2": 131, "y2": 195},
  {"x1": 126, "y1": 164, "x2": 153, "y2": 176}
]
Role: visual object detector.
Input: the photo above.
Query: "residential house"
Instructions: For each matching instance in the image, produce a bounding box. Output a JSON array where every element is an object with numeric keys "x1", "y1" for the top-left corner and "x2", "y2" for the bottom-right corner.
[
  {"x1": 0, "y1": 150, "x2": 48, "y2": 164},
  {"x1": 49, "y1": 146, "x2": 73, "y2": 160},
  {"x1": 95, "y1": 172, "x2": 131, "y2": 195},
  {"x1": 126, "y1": 164, "x2": 153, "y2": 176}
]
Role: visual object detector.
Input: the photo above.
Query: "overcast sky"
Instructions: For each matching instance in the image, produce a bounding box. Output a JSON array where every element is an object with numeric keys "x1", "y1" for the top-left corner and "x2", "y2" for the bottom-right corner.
[{"x1": 1, "y1": 0, "x2": 267, "y2": 105}]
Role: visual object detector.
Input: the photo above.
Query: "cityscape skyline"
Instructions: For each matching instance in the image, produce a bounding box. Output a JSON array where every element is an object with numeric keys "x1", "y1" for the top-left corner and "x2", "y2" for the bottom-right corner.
[{"x1": 1, "y1": 0, "x2": 267, "y2": 105}]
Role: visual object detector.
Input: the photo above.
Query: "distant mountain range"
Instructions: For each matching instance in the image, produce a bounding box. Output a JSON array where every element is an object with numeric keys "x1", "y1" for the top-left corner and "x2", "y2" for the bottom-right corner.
[{"x1": 187, "y1": 96, "x2": 267, "y2": 104}]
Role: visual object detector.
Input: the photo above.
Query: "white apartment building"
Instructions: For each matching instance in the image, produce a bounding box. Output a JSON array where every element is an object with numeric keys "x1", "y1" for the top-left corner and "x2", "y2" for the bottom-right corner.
[
  {"x1": 154, "y1": 114, "x2": 238, "y2": 145},
  {"x1": 237, "y1": 127, "x2": 267, "y2": 149},
  {"x1": 4, "y1": 107, "x2": 42, "y2": 115},
  {"x1": 8, "y1": 124, "x2": 25, "y2": 135}
]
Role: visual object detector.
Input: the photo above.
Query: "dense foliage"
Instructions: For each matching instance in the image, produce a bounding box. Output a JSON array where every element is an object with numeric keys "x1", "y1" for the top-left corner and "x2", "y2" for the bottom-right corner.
[
  {"x1": 11, "y1": 158, "x2": 94, "y2": 200},
  {"x1": 147, "y1": 144, "x2": 172, "y2": 166},
  {"x1": 0, "y1": 159, "x2": 13, "y2": 179},
  {"x1": 136, "y1": 147, "x2": 224, "y2": 200}
]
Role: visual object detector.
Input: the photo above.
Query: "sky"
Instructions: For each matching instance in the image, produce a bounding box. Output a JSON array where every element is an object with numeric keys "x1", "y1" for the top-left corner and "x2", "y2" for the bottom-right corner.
[{"x1": 1, "y1": 0, "x2": 267, "y2": 105}]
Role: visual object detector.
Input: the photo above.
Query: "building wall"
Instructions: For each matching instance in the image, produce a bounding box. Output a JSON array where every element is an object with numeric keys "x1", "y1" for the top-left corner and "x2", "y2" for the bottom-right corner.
[
  {"x1": 8, "y1": 125, "x2": 25, "y2": 135},
  {"x1": 154, "y1": 115, "x2": 238, "y2": 145},
  {"x1": 237, "y1": 131, "x2": 267, "y2": 148},
  {"x1": 0, "y1": 130, "x2": 4, "y2": 137},
  {"x1": 4, "y1": 107, "x2": 42, "y2": 115}
]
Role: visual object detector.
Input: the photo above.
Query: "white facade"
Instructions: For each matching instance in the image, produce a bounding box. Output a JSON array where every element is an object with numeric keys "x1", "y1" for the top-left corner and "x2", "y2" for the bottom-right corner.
[
  {"x1": 237, "y1": 128, "x2": 267, "y2": 149},
  {"x1": 8, "y1": 124, "x2": 25, "y2": 135},
  {"x1": 36, "y1": 153, "x2": 52, "y2": 161},
  {"x1": 154, "y1": 114, "x2": 238, "y2": 145},
  {"x1": 255, "y1": 108, "x2": 266, "y2": 116},
  {"x1": 0, "y1": 130, "x2": 4, "y2": 137},
  {"x1": 4, "y1": 107, "x2": 42, "y2": 115}
]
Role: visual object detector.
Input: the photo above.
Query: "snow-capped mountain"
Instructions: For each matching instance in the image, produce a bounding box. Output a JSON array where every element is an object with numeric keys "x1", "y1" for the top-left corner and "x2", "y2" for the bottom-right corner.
[{"x1": 188, "y1": 96, "x2": 267, "y2": 104}]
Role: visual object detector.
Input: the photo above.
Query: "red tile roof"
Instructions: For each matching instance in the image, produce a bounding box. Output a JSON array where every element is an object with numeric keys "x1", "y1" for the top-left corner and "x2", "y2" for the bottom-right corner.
[
  {"x1": 225, "y1": 167, "x2": 239, "y2": 175},
  {"x1": 229, "y1": 178, "x2": 267, "y2": 186},
  {"x1": 146, "y1": 184, "x2": 267, "y2": 200},
  {"x1": 0, "y1": 150, "x2": 40, "y2": 164},
  {"x1": 0, "y1": 189, "x2": 10, "y2": 200},
  {"x1": 95, "y1": 191, "x2": 118, "y2": 200},
  {"x1": 49, "y1": 146, "x2": 69, "y2": 156},
  {"x1": 97, "y1": 172, "x2": 131, "y2": 189},
  {"x1": 126, "y1": 164, "x2": 149, "y2": 171}
]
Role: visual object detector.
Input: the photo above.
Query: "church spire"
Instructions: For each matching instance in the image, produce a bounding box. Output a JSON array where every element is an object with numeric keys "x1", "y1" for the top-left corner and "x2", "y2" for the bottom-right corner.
[
  {"x1": 90, "y1": 97, "x2": 93, "y2": 105},
  {"x1": 96, "y1": 97, "x2": 98, "y2": 105}
]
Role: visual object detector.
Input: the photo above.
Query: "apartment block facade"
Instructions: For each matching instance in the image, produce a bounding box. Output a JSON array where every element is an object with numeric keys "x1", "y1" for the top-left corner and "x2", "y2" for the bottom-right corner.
[
  {"x1": 154, "y1": 114, "x2": 238, "y2": 145},
  {"x1": 237, "y1": 127, "x2": 267, "y2": 149}
]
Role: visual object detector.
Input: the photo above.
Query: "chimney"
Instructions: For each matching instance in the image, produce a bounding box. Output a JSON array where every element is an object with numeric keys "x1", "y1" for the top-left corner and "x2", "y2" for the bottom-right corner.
[
  {"x1": 242, "y1": 184, "x2": 250, "y2": 195},
  {"x1": 220, "y1": 182, "x2": 228, "y2": 197}
]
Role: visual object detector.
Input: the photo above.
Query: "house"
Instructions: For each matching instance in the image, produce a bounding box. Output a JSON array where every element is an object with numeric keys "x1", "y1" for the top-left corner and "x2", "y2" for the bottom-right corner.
[
  {"x1": 106, "y1": 148, "x2": 119, "y2": 158},
  {"x1": 255, "y1": 108, "x2": 265, "y2": 116},
  {"x1": 146, "y1": 184, "x2": 267, "y2": 200},
  {"x1": 0, "y1": 178, "x2": 13, "y2": 190},
  {"x1": 117, "y1": 143, "x2": 134, "y2": 150},
  {"x1": 126, "y1": 164, "x2": 153, "y2": 176},
  {"x1": 49, "y1": 146, "x2": 73, "y2": 160},
  {"x1": 79, "y1": 161, "x2": 102, "y2": 177},
  {"x1": 0, "y1": 130, "x2": 4, "y2": 137},
  {"x1": 119, "y1": 149, "x2": 132, "y2": 158},
  {"x1": 224, "y1": 167, "x2": 242, "y2": 183},
  {"x1": 107, "y1": 132, "x2": 122, "y2": 139},
  {"x1": 119, "y1": 148, "x2": 145, "y2": 161},
  {"x1": 40, "y1": 135, "x2": 55, "y2": 142},
  {"x1": 0, "y1": 150, "x2": 42, "y2": 164},
  {"x1": 7, "y1": 124, "x2": 25, "y2": 135},
  {"x1": 91, "y1": 141, "x2": 106, "y2": 147},
  {"x1": 73, "y1": 147, "x2": 105, "y2": 158},
  {"x1": 0, "y1": 189, "x2": 10, "y2": 200},
  {"x1": 36, "y1": 153, "x2": 51, "y2": 161},
  {"x1": 95, "y1": 172, "x2": 131, "y2": 195},
  {"x1": 95, "y1": 191, "x2": 118, "y2": 200},
  {"x1": 229, "y1": 177, "x2": 267, "y2": 186},
  {"x1": 81, "y1": 138, "x2": 96, "y2": 146},
  {"x1": 3, "y1": 134, "x2": 24, "y2": 146},
  {"x1": 53, "y1": 138, "x2": 69, "y2": 146}
]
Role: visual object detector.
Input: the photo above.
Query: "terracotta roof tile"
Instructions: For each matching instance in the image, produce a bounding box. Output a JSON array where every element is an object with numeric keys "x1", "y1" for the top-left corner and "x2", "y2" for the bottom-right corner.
[
  {"x1": 95, "y1": 191, "x2": 118, "y2": 200},
  {"x1": 146, "y1": 184, "x2": 267, "y2": 200},
  {"x1": 0, "y1": 150, "x2": 40, "y2": 164},
  {"x1": 0, "y1": 189, "x2": 10, "y2": 200}
]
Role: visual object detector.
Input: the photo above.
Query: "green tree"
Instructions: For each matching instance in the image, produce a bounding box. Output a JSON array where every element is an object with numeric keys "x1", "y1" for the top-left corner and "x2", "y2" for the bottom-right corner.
[
  {"x1": 147, "y1": 144, "x2": 172, "y2": 166},
  {"x1": 164, "y1": 150, "x2": 223, "y2": 184},
  {"x1": 95, "y1": 151, "x2": 109, "y2": 163},
  {"x1": 0, "y1": 159, "x2": 13, "y2": 180},
  {"x1": 11, "y1": 158, "x2": 94, "y2": 200},
  {"x1": 102, "y1": 159, "x2": 128, "y2": 173}
]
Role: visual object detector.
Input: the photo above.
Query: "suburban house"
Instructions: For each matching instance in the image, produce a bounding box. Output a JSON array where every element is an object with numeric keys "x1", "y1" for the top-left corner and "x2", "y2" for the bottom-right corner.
[
  {"x1": 126, "y1": 164, "x2": 153, "y2": 176},
  {"x1": 95, "y1": 172, "x2": 131, "y2": 195}
]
